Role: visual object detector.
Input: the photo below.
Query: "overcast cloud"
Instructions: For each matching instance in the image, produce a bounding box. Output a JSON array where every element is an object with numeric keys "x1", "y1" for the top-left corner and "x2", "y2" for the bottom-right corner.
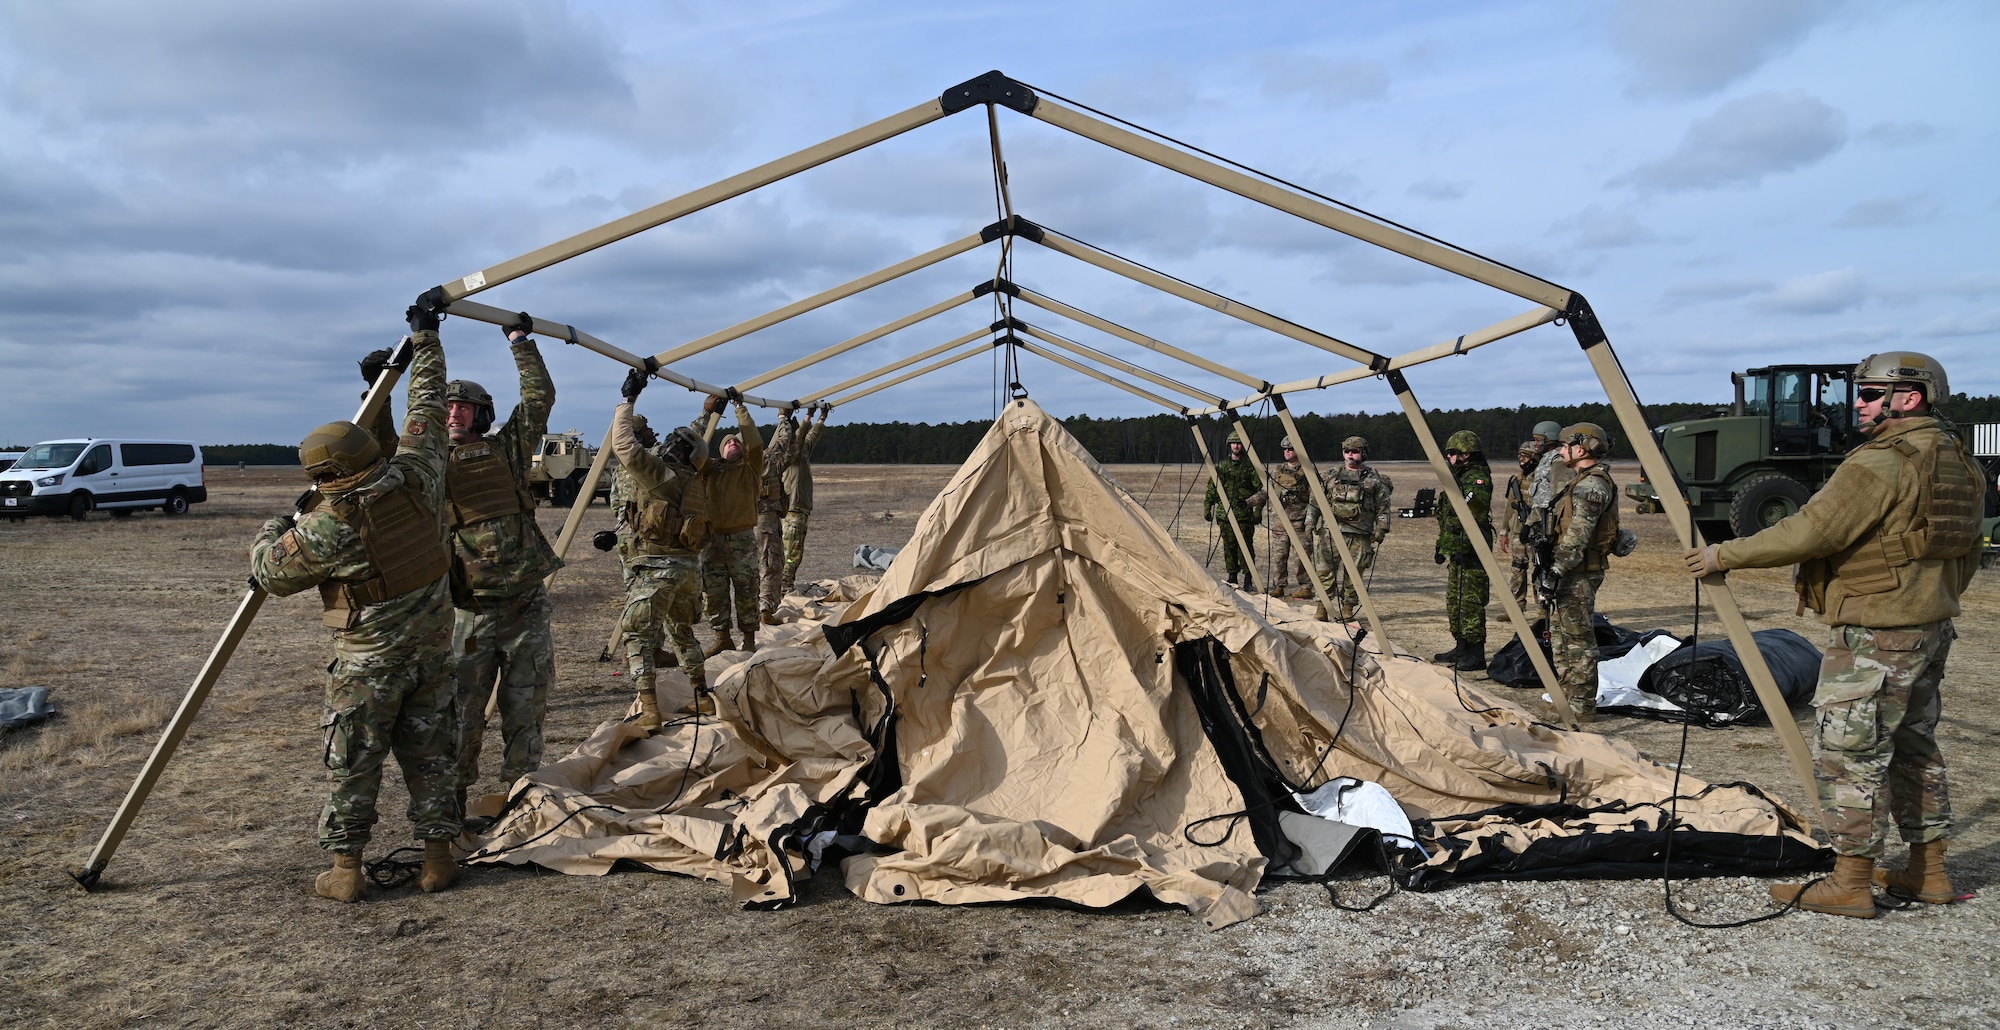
[{"x1": 0, "y1": 0, "x2": 1994, "y2": 451}]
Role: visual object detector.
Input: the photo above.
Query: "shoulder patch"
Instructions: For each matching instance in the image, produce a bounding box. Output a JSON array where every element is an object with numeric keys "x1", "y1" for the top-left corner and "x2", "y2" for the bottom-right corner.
[
  {"x1": 270, "y1": 531, "x2": 300, "y2": 563},
  {"x1": 405, "y1": 415, "x2": 428, "y2": 437}
]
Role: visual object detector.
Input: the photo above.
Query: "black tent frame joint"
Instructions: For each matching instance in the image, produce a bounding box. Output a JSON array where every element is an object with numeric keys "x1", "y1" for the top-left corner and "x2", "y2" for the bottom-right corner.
[
  {"x1": 979, "y1": 215, "x2": 1045, "y2": 243},
  {"x1": 990, "y1": 316, "x2": 1027, "y2": 332},
  {"x1": 940, "y1": 70, "x2": 1039, "y2": 116},
  {"x1": 973, "y1": 278, "x2": 1020, "y2": 299},
  {"x1": 1562, "y1": 293, "x2": 1608, "y2": 350}
]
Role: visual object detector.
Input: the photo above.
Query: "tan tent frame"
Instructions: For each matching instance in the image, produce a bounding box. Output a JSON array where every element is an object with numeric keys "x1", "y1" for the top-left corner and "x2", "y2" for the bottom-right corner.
[{"x1": 75, "y1": 70, "x2": 1823, "y2": 888}]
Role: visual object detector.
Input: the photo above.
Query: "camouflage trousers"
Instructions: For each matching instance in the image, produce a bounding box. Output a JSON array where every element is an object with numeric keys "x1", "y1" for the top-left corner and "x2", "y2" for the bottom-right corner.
[
  {"x1": 1313, "y1": 531, "x2": 1378, "y2": 612},
  {"x1": 319, "y1": 648, "x2": 460, "y2": 853},
  {"x1": 702, "y1": 529, "x2": 759, "y2": 635},
  {"x1": 622, "y1": 556, "x2": 705, "y2": 692},
  {"x1": 1443, "y1": 558, "x2": 1489, "y2": 647},
  {"x1": 1506, "y1": 554, "x2": 1538, "y2": 622},
  {"x1": 452, "y1": 586, "x2": 555, "y2": 792},
  {"x1": 1811, "y1": 621, "x2": 1956, "y2": 858},
  {"x1": 1548, "y1": 570, "x2": 1603, "y2": 715},
  {"x1": 1216, "y1": 516, "x2": 1257, "y2": 580},
  {"x1": 781, "y1": 509, "x2": 811, "y2": 594},
  {"x1": 756, "y1": 510, "x2": 785, "y2": 612},
  {"x1": 1268, "y1": 510, "x2": 1310, "y2": 591}
]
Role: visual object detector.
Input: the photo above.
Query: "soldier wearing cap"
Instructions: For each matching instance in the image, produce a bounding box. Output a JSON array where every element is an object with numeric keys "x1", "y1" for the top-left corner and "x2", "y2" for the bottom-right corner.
[
  {"x1": 1203, "y1": 428, "x2": 1265, "y2": 588},
  {"x1": 1497, "y1": 439, "x2": 1542, "y2": 621},
  {"x1": 1305, "y1": 435, "x2": 1393, "y2": 621},
  {"x1": 1433, "y1": 429, "x2": 1493, "y2": 671},
  {"x1": 1685, "y1": 352, "x2": 1984, "y2": 917},
  {"x1": 430, "y1": 321, "x2": 562, "y2": 817},
  {"x1": 1545, "y1": 423, "x2": 1620, "y2": 722},
  {"x1": 698, "y1": 396, "x2": 764, "y2": 656},
  {"x1": 1264, "y1": 440, "x2": 1314, "y2": 597},
  {"x1": 251, "y1": 304, "x2": 457, "y2": 902}
]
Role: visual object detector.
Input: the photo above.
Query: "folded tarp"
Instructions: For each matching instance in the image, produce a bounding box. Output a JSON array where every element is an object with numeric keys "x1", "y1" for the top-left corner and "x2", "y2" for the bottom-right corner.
[
  {"x1": 1618, "y1": 629, "x2": 1821, "y2": 726},
  {"x1": 0, "y1": 687, "x2": 53, "y2": 729}
]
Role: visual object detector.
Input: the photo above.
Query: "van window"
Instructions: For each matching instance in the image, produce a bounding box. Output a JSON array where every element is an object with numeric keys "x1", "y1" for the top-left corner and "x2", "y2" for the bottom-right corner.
[
  {"x1": 121, "y1": 443, "x2": 197, "y2": 466},
  {"x1": 78, "y1": 444, "x2": 114, "y2": 476},
  {"x1": 14, "y1": 443, "x2": 87, "y2": 470}
]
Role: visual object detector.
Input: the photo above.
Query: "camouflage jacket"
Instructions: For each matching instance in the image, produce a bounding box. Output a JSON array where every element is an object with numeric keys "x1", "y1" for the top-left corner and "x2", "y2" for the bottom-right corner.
[
  {"x1": 783, "y1": 416, "x2": 824, "y2": 513},
  {"x1": 1550, "y1": 463, "x2": 1617, "y2": 576},
  {"x1": 759, "y1": 414, "x2": 797, "y2": 516},
  {"x1": 449, "y1": 337, "x2": 562, "y2": 601},
  {"x1": 1204, "y1": 455, "x2": 1263, "y2": 524},
  {"x1": 1308, "y1": 463, "x2": 1393, "y2": 540},
  {"x1": 614, "y1": 401, "x2": 705, "y2": 563},
  {"x1": 1267, "y1": 461, "x2": 1313, "y2": 517},
  {"x1": 251, "y1": 331, "x2": 453, "y2": 669},
  {"x1": 1435, "y1": 458, "x2": 1493, "y2": 559},
  {"x1": 1527, "y1": 448, "x2": 1573, "y2": 519},
  {"x1": 1500, "y1": 473, "x2": 1528, "y2": 541}
]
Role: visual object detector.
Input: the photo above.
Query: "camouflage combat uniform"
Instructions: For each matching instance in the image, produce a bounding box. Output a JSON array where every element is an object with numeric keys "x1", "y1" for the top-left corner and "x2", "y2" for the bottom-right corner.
[
  {"x1": 443, "y1": 337, "x2": 562, "y2": 794},
  {"x1": 1437, "y1": 453, "x2": 1494, "y2": 648},
  {"x1": 609, "y1": 463, "x2": 638, "y2": 589},
  {"x1": 781, "y1": 413, "x2": 825, "y2": 595},
  {"x1": 700, "y1": 401, "x2": 764, "y2": 639},
  {"x1": 1717, "y1": 416, "x2": 1984, "y2": 857},
  {"x1": 1547, "y1": 463, "x2": 1619, "y2": 718},
  {"x1": 1265, "y1": 459, "x2": 1313, "y2": 594},
  {"x1": 1307, "y1": 463, "x2": 1393, "y2": 614},
  {"x1": 613, "y1": 404, "x2": 709, "y2": 696},
  {"x1": 1499, "y1": 454, "x2": 1537, "y2": 619},
  {"x1": 251, "y1": 330, "x2": 458, "y2": 853},
  {"x1": 1203, "y1": 450, "x2": 1263, "y2": 585},
  {"x1": 756, "y1": 415, "x2": 797, "y2": 614}
]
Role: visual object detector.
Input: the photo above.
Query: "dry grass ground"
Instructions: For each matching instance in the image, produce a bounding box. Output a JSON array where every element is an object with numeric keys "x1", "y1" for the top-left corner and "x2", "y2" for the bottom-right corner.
[{"x1": 1, "y1": 460, "x2": 1995, "y2": 1029}]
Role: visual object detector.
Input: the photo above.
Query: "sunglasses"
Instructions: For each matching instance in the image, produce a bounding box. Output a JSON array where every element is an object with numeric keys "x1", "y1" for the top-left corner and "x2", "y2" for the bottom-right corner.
[{"x1": 1857, "y1": 387, "x2": 1890, "y2": 403}]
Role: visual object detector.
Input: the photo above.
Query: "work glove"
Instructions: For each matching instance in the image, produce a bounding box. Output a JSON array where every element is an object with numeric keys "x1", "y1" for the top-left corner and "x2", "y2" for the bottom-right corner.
[
  {"x1": 1683, "y1": 544, "x2": 1724, "y2": 578},
  {"x1": 505, "y1": 311, "x2": 533, "y2": 342},
  {"x1": 592, "y1": 530, "x2": 618, "y2": 552},
  {"x1": 621, "y1": 367, "x2": 650, "y2": 402},
  {"x1": 703, "y1": 393, "x2": 726, "y2": 415},
  {"x1": 359, "y1": 348, "x2": 392, "y2": 384},
  {"x1": 406, "y1": 303, "x2": 440, "y2": 333}
]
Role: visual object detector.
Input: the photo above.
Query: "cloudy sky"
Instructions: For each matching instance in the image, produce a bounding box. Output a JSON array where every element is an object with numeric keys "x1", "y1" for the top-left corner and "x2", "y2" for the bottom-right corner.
[{"x1": 3, "y1": 0, "x2": 1994, "y2": 448}]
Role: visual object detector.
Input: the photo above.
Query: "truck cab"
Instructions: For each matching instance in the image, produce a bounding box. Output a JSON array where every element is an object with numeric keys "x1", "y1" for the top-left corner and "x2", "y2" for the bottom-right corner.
[{"x1": 1655, "y1": 364, "x2": 1857, "y2": 541}]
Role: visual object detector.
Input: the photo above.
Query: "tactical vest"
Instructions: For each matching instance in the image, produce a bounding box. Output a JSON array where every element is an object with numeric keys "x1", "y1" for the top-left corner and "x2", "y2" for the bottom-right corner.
[
  {"x1": 628, "y1": 465, "x2": 709, "y2": 555},
  {"x1": 312, "y1": 482, "x2": 450, "y2": 628},
  {"x1": 445, "y1": 439, "x2": 534, "y2": 528},
  {"x1": 1269, "y1": 463, "x2": 1310, "y2": 509},
  {"x1": 1552, "y1": 464, "x2": 1620, "y2": 573},
  {"x1": 1802, "y1": 429, "x2": 1984, "y2": 609},
  {"x1": 1325, "y1": 467, "x2": 1373, "y2": 524}
]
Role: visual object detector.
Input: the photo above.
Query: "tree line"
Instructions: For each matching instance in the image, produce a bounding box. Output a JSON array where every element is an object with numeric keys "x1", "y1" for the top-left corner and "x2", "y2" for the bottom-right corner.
[{"x1": 169, "y1": 393, "x2": 2000, "y2": 467}]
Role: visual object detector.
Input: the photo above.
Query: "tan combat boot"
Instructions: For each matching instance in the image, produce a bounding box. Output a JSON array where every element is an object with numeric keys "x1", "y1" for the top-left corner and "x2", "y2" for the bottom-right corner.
[
  {"x1": 702, "y1": 630, "x2": 735, "y2": 658},
  {"x1": 314, "y1": 853, "x2": 366, "y2": 903},
  {"x1": 1770, "y1": 855, "x2": 1877, "y2": 918},
  {"x1": 632, "y1": 688, "x2": 663, "y2": 731},
  {"x1": 681, "y1": 684, "x2": 716, "y2": 717},
  {"x1": 1312, "y1": 600, "x2": 1329, "y2": 622},
  {"x1": 419, "y1": 840, "x2": 458, "y2": 893},
  {"x1": 741, "y1": 630, "x2": 756, "y2": 652},
  {"x1": 760, "y1": 609, "x2": 781, "y2": 627},
  {"x1": 1266, "y1": 582, "x2": 1287, "y2": 597},
  {"x1": 1874, "y1": 839, "x2": 1954, "y2": 904}
]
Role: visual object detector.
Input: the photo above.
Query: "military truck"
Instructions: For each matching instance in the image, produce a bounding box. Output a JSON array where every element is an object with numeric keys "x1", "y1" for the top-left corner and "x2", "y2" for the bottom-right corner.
[
  {"x1": 527, "y1": 432, "x2": 611, "y2": 507},
  {"x1": 1974, "y1": 422, "x2": 2000, "y2": 568},
  {"x1": 1653, "y1": 364, "x2": 1860, "y2": 542}
]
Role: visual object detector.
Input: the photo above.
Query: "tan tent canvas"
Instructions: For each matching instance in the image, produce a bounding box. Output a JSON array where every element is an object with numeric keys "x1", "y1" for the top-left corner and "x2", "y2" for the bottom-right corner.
[{"x1": 469, "y1": 399, "x2": 1822, "y2": 928}]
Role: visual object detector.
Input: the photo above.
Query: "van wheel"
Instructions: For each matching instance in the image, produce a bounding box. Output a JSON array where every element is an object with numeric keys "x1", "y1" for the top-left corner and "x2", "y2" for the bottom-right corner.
[
  {"x1": 68, "y1": 492, "x2": 92, "y2": 521},
  {"x1": 165, "y1": 489, "x2": 190, "y2": 516}
]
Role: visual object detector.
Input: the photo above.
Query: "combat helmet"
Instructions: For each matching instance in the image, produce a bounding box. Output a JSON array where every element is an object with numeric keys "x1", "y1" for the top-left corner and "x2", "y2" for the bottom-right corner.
[
  {"x1": 1225, "y1": 428, "x2": 1245, "y2": 446},
  {"x1": 1342, "y1": 435, "x2": 1369, "y2": 454},
  {"x1": 629, "y1": 413, "x2": 658, "y2": 448},
  {"x1": 1532, "y1": 420, "x2": 1562, "y2": 441},
  {"x1": 1517, "y1": 440, "x2": 1539, "y2": 459},
  {"x1": 1854, "y1": 351, "x2": 1948, "y2": 405},
  {"x1": 1560, "y1": 422, "x2": 1612, "y2": 457},
  {"x1": 662, "y1": 425, "x2": 703, "y2": 465},
  {"x1": 446, "y1": 379, "x2": 496, "y2": 435},
  {"x1": 1444, "y1": 429, "x2": 1481, "y2": 454},
  {"x1": 299, "y1": 421, "x2": 382, "y2": 482}
]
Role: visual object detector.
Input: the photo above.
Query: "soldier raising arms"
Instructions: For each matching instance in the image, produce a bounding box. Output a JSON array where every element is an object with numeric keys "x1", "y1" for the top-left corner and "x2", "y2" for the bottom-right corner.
[
  {"x1": 612, "y1": 371, "x2": 714, "y2": 728},
  {"x1": 251, "y1": 304, "x2": 459, "y2": 902}
]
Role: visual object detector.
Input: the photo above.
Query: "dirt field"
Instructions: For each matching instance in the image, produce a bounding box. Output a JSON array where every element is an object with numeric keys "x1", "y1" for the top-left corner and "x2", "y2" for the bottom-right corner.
[{"x1": 2, "y1": 459, "x2": 1995, "y2": 1029}]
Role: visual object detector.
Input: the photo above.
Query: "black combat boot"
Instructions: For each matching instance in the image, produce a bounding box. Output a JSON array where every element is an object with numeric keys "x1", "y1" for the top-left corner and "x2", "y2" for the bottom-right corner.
[
  {"x1": 1432, "y1": 636, "x2": 1463, "y2": 665},
  {"x1": 1453, "y1": 645, "x2": 1486, "y2": 673}
]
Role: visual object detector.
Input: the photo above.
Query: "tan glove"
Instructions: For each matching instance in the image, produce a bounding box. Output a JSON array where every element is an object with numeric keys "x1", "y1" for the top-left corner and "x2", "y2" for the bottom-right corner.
[
  {"x1": 702, "y1": 393, "x2": 726, "y2": 415},
  {"x1": 1683, "y1": 543, "x2": 1724, "y2": 578}
]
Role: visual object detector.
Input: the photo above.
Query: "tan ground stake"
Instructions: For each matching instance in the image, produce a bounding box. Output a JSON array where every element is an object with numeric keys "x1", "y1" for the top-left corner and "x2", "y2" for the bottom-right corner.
[{"x1": 72, "y1": 343, "x2": 415, "y2": 888}]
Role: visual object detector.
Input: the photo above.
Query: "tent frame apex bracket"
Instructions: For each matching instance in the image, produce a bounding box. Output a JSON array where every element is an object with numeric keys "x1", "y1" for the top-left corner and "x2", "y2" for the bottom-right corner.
[{"x1": 941, "y1": 70, "x2": 1039, "y2": 115}]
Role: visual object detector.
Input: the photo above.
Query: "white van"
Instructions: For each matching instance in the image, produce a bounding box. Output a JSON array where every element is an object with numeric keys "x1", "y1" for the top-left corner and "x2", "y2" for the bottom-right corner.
[{"x1": 0, "y1": 439, "x2": 207, "y2": 521}]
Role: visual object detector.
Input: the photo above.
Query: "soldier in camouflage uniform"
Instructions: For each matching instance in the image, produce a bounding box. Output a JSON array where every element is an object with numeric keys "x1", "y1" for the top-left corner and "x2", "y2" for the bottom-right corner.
[
  {"x1": 1264, "y1": 441, "x2": 1313, "y2": 597},
  {"x1": 1433, "y1": 429, "x2": 1493, "y2": 671},
  {"x1": 699, "y1": 396, "x2": 764, "y2": 656},
  {"x1": 781, "y1": 403, "x2": 830, "y2": 595},
  {"x1": 756, "y1": 404, "x2": 798, "y2": 623},
  {"x1": 250, "y1": 306, "x2": 458, "y2": 901},
  {"x1": 1305, "y1": 435, "x2": 1393, "y2": 621},
  {"x1": 1544, "y1": 424, "x2": 1619, "y2": 722},
  {"x1": 613, "y1": 370, "x2": 713, "y2": 728},
  {"x1": 1526, "y1": 419, "x2": 1573, "y2": 530},
  {"x1": 1203, "y1": 429, "x2": 1265, "y2": 588},
  {"x1": 435, "y1": 322, "x2": 563, "y2": 811},
  {"x1": 1496, "y1": 440, "x2": 1543, "y2": 622},
  {"x1": 1687, "y1": 352, "x2": 1984, "y2": 918}
]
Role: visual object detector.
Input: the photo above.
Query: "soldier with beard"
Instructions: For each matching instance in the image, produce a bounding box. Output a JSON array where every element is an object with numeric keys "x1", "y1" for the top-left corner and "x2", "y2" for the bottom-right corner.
[
  {"x1": 1264, "y1": 441, "x2": 1313, "y2": 597},
  {"x1": 1544, "y1": 424, "x2": 1619, "y2": 722},
  {"x1": 1306, "y1": 435, "x2": 1392, "y2": 621}
]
